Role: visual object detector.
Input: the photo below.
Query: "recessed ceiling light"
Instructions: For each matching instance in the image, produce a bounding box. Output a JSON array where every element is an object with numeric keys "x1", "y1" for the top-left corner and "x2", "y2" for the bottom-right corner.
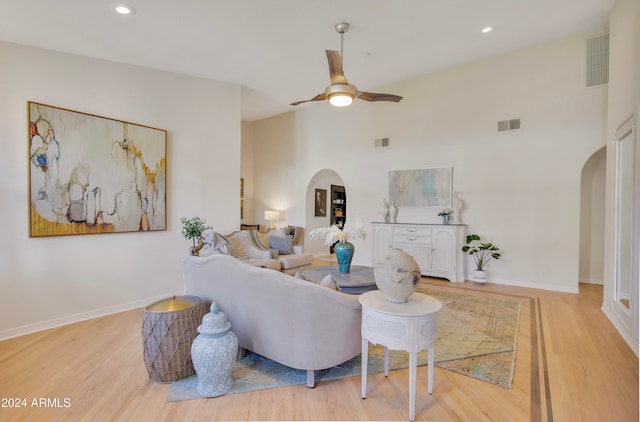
[
  {"x1": 482, "y1": 27, "x2": 492, "y2": 33},
  {"x1": 111, "y1": 4, "x2": 136, "y2": 15}
]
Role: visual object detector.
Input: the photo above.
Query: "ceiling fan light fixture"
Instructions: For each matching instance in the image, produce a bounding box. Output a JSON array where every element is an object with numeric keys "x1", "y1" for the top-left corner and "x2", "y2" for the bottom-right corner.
[
  {"x1": 325, "y1": 83, "x2": 357, "y2": 107},
  {"x1": 328, "y1": 93, "x2": 354, "y2": 107}
]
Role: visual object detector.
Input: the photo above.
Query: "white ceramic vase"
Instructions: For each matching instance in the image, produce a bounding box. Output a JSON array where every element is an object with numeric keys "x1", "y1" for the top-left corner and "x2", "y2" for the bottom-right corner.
[
  {"x1": 374, "y1": 250, "x2": 421, "y2": 303},
  {"x1": 191, "y1": 302, "x2": 238, "y2": 397}
]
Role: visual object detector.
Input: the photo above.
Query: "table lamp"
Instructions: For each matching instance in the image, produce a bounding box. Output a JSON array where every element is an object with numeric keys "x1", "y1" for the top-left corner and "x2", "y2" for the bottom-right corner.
[{"x1": 264, "y1": 210, "x2": 279, "y2": 230}]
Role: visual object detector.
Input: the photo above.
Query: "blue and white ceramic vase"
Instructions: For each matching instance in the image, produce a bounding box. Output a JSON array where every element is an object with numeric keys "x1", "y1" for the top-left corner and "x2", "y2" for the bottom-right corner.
[
  {"x1": 191, "y1": 302, "x2": 238, "y2": 397},
  {"x1": 334, "y1": 241, "x2": 355, "y2": 274}
]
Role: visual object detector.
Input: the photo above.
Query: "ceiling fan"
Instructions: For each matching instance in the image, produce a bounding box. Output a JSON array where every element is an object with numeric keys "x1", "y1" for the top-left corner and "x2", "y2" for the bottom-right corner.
[{"x1": 290, "y1": 22, "x2": 403, "y2": 107}]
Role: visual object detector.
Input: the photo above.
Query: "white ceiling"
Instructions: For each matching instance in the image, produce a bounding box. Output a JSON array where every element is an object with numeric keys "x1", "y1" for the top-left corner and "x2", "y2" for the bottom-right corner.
[{"x1": 0, "y1": 0, "x2": 614, "y2": 121}]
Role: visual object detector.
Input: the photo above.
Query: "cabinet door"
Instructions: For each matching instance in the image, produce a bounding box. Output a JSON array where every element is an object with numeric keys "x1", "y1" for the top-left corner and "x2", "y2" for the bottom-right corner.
[
  {"x1": 391, "y1": 243, "x2": 432, "y2": 273},
  {"x1": 392, "y1": 243, "x2": 412, "y2": 255},
  {"x1": 373, "y1": 225, "x2": 392, "y2": 265},
  {"x1": 432, "y1": 228, "x2": 455, "y2": 274},
  {"x1": 412, "y1": 245, "x2": 433, "y2": 273}
]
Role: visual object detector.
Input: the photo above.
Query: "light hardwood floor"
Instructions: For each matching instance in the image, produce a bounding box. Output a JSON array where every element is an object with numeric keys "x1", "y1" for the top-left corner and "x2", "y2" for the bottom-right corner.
[{"x1": 0, "y1": 271, "x2": 637, "y2": 421}]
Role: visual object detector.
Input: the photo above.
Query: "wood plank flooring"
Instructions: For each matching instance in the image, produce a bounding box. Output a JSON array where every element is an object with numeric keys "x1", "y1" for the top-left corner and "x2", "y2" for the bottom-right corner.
[{"x1": 0, "y1": 271, "x2": 637, "y2": 421}]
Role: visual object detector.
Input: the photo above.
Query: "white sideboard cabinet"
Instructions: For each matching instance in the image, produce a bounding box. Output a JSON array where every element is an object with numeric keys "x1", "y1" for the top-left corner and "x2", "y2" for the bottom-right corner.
[{"x1": 372, "y1": 222, "x2": 467, "y2": 282}]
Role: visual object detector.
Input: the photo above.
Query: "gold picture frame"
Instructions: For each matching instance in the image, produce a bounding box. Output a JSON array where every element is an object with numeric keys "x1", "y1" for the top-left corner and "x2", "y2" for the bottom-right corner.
[{"x1": 28, "y1": 102, "x2": 167, "y2": 237}]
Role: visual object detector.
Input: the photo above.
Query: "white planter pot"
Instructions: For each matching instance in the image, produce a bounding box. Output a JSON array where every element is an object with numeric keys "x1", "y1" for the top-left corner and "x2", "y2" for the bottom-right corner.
[{"x1": 473, "y1": 270, "x2": 486, "y2": 283}]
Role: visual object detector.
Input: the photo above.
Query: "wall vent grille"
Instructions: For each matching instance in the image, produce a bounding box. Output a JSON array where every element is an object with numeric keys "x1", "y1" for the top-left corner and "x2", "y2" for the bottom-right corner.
[
  {"x1": 498, "y1": 118, "x2": 520, "y2": 132},
  {"x1": 585, "y1": 33, "x2": 609, "y2": 87},
  {"x1": 374, "y1": 137, "x2": 390, "y2": 148}
]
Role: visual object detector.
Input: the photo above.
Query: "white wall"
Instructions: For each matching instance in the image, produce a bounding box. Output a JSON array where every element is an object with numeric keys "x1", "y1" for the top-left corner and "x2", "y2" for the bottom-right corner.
[
  {"x1": 253, "y1": 32, "x2": 608, "y2": 293},
  {"x1": 0, "y1": 41, "x2": 241, "y2": 339},
  {"x1": 579, "y1": 147, "x2": 606, "y2": 284},
  {"x1": 602, "y1": 0, "x2": 640, "y2": 354},
  {"x1": 241, "y1": 121, "x2": 255, "y2": 225},
  {"x1": 305, "y1": 169, "x2": 345, "y2": 256}
]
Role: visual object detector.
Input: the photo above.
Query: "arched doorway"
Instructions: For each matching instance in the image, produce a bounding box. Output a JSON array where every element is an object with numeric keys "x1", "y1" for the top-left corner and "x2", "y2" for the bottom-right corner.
[
  {"x1": 579, "y1": 147, "x2": 606, "y2": 285},
  {"x1": 305, "y1": 169, "x2": 345, "y2": 257}
]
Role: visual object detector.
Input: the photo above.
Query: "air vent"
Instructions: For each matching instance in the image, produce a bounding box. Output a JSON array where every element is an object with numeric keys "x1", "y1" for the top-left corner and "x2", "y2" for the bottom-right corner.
[
  {"x1": 498, "y1": 118, "x2": 521, "y2": 132},
  {"x1": 585, "y1": 33, "x2": 609, "y2": 87},
  {"x1": 374, "y1": 137, "x2": 390, "y2": 148}
]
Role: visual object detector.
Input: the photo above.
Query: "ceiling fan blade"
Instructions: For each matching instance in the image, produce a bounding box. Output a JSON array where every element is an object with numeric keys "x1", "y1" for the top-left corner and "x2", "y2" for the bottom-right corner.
[
  {"x1": 357, "y1": 91, "x2": 403, "y2": 103},
  {"x1": 326, "y1": 50, "x2": 348, "y2": 85},
  {"x1": 290, "y1": 93, "x2": 327, "y2": 106}
]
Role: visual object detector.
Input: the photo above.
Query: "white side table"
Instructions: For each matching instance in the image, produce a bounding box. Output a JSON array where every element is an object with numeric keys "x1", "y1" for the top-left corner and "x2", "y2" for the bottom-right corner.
[{"x1": 360, "y1": 290, "x2": 442, "y2": 422}]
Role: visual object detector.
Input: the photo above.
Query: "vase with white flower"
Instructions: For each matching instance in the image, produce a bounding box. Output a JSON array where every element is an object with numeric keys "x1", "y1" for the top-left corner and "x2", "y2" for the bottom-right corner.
[
  {"x1": 309, "y1": 215, "x2": 367, "y2": 273},
  {"x1": 437, "y1": 209, "x2": 452, "y2": 224}
]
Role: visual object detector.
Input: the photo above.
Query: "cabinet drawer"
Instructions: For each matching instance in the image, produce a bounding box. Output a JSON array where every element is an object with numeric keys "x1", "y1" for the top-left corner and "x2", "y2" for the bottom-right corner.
[
  {"x1": 394, "y1": 226, "x2": 432, "y2": 237},
  {"x1": 393, "y1": 235, "x2": 431, "y2": 245}
]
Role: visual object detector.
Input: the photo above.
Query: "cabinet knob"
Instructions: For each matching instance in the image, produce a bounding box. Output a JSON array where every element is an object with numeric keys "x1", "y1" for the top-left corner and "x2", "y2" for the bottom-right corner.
[{"x1": 407, "y1": 236, "x2": 417, "y2": 241}]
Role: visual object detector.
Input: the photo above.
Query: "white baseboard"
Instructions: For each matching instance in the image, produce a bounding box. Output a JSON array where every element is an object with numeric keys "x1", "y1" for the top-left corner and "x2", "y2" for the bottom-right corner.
[
  {"x1": 0, "y1": 291, "x2": 183, "y2": 341},
  {"x1": 467, "y1": 275, "x2": 580, "y2": 294},
  {"x1": 580, "y1": 278, "x2": 605, "y2": 285},
  {"x1": 601, "y1": 303, "x2": 639, "y2": 356}
]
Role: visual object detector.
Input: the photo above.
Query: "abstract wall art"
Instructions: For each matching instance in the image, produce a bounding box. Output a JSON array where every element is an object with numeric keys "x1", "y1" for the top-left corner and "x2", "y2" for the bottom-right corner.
[
  {"x1": 28, "y1": 102, "x2": 167, "y2": 237},
  {"x1": 389, "y1": 167, "x2": 452, "y2": 207}
]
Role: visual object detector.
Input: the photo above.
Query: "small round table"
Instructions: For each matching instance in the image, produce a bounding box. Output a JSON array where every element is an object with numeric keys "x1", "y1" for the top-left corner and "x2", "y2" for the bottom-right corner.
[
  {"x1": 359, "y1": 290, "x2": 442, "y2": 422},
  {"x1": 142, "y1": 295, "x2": 207, "y2": 383},
  {"x1": 301, "y1": 265, "x2": 377, "y2": 294}
]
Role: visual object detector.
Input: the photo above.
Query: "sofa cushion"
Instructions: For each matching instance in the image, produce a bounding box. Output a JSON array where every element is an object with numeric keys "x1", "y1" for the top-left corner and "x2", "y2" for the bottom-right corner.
[
  {"x1": 240, "y1": 258, "x2": 281, "y2": 271},
  {"x1": 278, "y1": 252, "x2": 313, "y2": 270},
  {"x1": 256, "y1": 231, "x2": 270, "y2": 249},
  {"x1": 270, "y1": 235, "x2": 294, "y2": 255}
]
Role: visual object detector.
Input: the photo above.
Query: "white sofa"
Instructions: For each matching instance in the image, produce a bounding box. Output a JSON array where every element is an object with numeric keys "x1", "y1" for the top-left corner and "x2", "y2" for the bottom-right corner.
[{"x1": 182, "y1": 254, "x2": 362, "y2": 387}]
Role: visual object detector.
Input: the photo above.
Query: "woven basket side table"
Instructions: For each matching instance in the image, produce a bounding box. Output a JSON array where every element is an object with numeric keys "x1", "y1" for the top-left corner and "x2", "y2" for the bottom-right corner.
[{"x1": 142, "y1": 295, "x2": 207, "y2": 383}]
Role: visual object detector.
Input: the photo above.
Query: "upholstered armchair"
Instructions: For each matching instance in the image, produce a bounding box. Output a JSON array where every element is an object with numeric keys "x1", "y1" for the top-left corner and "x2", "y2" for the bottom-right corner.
[
  {"x1": 223, "y1": 230, "x2": 282, "y2": 270},
  {"x1": 214, "y1": 227, "x2": 313, "y2": 274},
  {"x1": 254, "y1": 227, "x2": 314, "y2": 275}
]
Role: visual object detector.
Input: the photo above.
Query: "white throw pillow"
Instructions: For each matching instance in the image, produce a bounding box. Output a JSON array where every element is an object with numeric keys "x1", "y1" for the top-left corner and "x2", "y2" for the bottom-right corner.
[{"x1": 320, "y1": 274, "x2": 337, "y2": 290}]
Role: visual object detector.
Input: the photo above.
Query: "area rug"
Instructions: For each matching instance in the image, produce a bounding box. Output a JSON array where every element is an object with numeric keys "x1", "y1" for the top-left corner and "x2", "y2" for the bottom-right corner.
[{"x1": 166, "y1": 285, "x2": 520, "y2": 402}]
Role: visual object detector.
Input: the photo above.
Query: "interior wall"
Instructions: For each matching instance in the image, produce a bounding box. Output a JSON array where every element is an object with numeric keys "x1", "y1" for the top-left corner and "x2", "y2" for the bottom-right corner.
[
  {"x1": 253, "y1": 31, "x2": 608, "y2": 293},
  {"x1": 602, "y1": 0, "x2": 640, "y2": 354},
  {"x1": 241, "y1": 121, "x2": 255, "y2": 226},
  {"x1": 0, "y1": 41, "x2": 241, "y2": 339},
  {"x1": 305, "y1": 169, "x2": 344, "y2": 256},
  {"x1": 579, "y1": 147, "x2": 607, "y2": 284}
]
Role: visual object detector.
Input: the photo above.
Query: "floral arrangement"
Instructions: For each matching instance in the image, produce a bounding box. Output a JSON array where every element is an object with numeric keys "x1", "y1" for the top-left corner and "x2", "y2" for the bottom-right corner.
[
  {"x1": 437, "y1": 209, "x2": 452, "y2": 217},
  {"x1": 309, "y1": 215, "x2": 367, "y2": 246},
  {"x1": 180, "y1": 216, "x2": 212, "y2": 247}
]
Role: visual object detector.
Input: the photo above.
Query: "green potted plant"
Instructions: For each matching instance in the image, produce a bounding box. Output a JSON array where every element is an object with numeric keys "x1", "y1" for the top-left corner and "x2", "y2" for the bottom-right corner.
[
  {"x1": 461, "y1": 234, "x2": 501, "y2": 283},
  {"x1": 181, "y1": 217, "x2": 212, "y2": 256}
]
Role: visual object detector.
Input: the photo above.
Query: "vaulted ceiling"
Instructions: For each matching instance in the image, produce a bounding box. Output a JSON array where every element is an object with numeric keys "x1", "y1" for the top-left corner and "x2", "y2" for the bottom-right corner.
[{"x1": 0, "y1": 0, "x2": 614, "y2": 121}]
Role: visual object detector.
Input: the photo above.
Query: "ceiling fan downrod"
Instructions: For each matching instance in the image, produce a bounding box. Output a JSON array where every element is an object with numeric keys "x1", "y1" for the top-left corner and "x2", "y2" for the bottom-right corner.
[{"x1": 335, "y1": 22, "x2": 349, "y2": 60}]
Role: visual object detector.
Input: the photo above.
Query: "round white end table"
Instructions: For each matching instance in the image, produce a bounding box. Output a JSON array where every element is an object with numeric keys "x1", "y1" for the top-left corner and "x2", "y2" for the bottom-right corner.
[{"x1": 359, "y1": 290, "x2": 442, "y2": 422}]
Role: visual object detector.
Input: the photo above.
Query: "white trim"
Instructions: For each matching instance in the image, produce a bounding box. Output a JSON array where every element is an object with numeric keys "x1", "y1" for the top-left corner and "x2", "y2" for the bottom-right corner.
[
  {"x1": 466, "y1": 275, "x2": 580, "y2": 294},
  {"x1": 0, "y1": 291, "x2": 183, "y2": 341},
  {"x1": 602, "y1": 303, "x2": 639, "y2": 356},
  {"x1": 580, "y1": 277, "x2": 605, "y2": 285}
]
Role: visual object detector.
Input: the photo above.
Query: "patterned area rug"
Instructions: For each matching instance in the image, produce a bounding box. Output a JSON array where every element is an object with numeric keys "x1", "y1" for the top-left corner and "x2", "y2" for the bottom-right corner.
[{"x1": 166, "y1": 285, "x2": 520, "y2": 402}]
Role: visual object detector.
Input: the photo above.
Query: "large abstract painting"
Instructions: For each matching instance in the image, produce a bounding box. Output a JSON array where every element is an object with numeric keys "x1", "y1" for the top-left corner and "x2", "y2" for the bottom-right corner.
[
  {"x1": 389, "y1": 167, "x2": 452, "y2": 207},
  {"x1": 28, "y1": 102, "x2": 167, "y2": 237}
]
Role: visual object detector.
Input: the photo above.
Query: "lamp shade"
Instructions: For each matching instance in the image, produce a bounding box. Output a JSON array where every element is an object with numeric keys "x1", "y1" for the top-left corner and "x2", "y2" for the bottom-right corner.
[
  {"x1": 328, "y1": 93, "x2": 354, "y2": 107},
  {"x1": 325, "y1": 83, "x2": 357, "y2": 107},
  {"x1": 264, "y1": 211, "x2": 280, "y2": 221}
]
